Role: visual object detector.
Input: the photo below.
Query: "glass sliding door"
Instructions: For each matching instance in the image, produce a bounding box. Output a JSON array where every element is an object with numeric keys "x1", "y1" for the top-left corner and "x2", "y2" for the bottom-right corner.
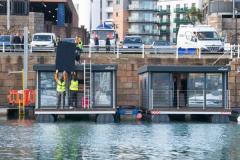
[
  {"x1": 188, "y1": 73, "x2": 205, "y2": 107},
  {"x1": 40, "y1": 72, "x2": 58, "y2": 107},
  {"x1": 93, "y1": 72, "x2": 112, "y2": 107},
  {"x1": 152, "y1": 73, "x2": 173, "y2": 107},
  {"x1": 206, "y1": 73, "x2": 223, "y2": 107}
]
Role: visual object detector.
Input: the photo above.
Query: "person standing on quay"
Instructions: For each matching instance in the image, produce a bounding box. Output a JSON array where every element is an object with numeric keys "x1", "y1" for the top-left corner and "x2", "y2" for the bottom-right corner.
[{"x1": 55, "y1": 70, "x2": 67, "y2": 109}]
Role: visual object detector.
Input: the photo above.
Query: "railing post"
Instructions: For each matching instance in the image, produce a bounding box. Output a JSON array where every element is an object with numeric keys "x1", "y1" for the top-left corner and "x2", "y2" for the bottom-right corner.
[
  {"x1": 117, "y1": 45, "x2": 119, "y2": 59},
  {"x1": 151, "y1": 89, "x2": 154, "y2": 110},
  {"x1": 228, "y1": 90, "x2": 231, "y2": 109},
  {"x1": 203, "y1": 89, "x2": 205, "y2": 110},
  {"x1": 89, "y1": 44, "x2": 91, "y2": 58},
  {"x1": 198, "y1": 47, "x2": 201, "y2": 59},
  {"x1": 176, "y1": 47, "x2": 179, "y2": 59},
  {"x1": 177, "y1": 90, "x2": 179, "y2": 110},
  {"x1": 238, "y1": 44, "x2": 240, "y2": 58},
  {"x1": 142, "y1": 44, "x2": 145, "y2": 58},
  {"x1": 230, "y1": 45, "x2": 233, "y2": 59},
  {"x1": 3, "y1": 42, "x2": 5, "y2": 53}
]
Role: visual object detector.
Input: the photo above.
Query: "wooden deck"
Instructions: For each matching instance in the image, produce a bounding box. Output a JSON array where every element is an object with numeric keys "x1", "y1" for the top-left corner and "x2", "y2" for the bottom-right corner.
[
  {"x1": 150, "y1": 107, "x2": 231, "y2": 115},
  {"x1": 35, "y1": 108, "x2": 116, "y2": 115}
]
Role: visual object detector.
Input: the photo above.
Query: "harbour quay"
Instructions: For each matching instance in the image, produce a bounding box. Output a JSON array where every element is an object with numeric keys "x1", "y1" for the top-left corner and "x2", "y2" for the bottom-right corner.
[{"x1": 0, "y1": 52, "x2": 239, "y2": 123}]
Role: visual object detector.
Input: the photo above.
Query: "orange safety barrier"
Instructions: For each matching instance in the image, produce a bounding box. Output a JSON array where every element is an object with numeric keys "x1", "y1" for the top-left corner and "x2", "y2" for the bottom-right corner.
[{"x1": 7, "y1": 89, "x2": 36, "y2": 106}]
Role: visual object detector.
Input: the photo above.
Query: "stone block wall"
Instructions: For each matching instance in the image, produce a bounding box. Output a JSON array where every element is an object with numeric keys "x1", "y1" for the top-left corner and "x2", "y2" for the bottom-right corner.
[
  {"x1": 0, "y1": 53, "x2": 234, "y2": 107},
  {"x1": 228, "y1": 59, "x2": 240, "y2": 107}
]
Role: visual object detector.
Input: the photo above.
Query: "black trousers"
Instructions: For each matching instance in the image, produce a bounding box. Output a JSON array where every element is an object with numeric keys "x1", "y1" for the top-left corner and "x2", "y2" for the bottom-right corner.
[
  {"x1": 57, "y1": 91, "x2": 66, "y2": 109},
  {"x1": 69, "y1": 90, "x2": 78, "y2": 107}
]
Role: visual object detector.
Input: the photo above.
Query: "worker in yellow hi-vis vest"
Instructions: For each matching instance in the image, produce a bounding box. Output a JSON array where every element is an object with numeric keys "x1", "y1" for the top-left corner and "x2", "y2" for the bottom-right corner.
[
  {"x1": 69, "y1": 72, "x2": 79, "y2": 109},
  {"x1": 55, "y1": 70, "x2": 67, "y2": 109}
]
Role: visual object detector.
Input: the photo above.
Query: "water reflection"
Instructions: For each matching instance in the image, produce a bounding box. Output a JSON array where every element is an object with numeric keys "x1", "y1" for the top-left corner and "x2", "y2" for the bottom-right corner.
[{"x1": 0, "y1": 119, "x2": 239, "y2": 159}]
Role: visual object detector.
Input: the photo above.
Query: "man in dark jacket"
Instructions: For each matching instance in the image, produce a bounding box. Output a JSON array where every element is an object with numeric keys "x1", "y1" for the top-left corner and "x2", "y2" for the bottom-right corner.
[
  {"x1": 106, "y1": 34, "x2": 110, "y2": 53},
  {"x1": 94, "y1": 35, "x2": 99, "y2": 52}
]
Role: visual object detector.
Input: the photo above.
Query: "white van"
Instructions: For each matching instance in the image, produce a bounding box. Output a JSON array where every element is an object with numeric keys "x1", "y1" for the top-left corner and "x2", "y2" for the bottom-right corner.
[
  {"x1": 31, "y1": 33, "x2": 56, "y2": 52},
  {"x1": 177, "y1": 25, "x2": 224, "y2": 53}
]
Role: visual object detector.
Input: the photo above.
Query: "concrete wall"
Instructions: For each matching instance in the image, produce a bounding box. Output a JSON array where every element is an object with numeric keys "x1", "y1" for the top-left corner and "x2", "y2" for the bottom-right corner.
[{"x1": 0, "y1": 53, "x2": 236, "y2": 107}]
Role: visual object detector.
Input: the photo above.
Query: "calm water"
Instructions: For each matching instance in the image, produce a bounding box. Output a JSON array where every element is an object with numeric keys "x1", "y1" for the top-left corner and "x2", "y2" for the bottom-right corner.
[{"x1": 0, "y1": 118, "x2": 240, "y2": 160}]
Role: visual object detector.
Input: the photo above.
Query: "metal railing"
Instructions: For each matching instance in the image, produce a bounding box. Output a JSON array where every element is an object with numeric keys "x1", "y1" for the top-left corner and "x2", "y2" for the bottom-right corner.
[
  {"x1": 1, "y1": 43, "x2": 240, "y2": 60},
  {"x1": 150, "y1": 89, "x2": 231, "y2": 110}
]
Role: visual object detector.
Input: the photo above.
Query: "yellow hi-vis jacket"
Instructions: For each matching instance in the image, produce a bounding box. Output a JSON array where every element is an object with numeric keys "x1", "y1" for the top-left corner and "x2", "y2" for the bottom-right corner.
[
  {"x1": 57, "y1": 80, "x2": 66, "y2": 92},
  {"x1": 69, "y1": 80, "x2": 79, "y2": 91}
]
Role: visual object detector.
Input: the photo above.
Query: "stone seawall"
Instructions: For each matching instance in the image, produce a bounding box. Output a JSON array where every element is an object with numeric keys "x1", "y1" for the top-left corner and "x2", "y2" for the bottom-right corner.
[{"x1": 0, "y1": 53, "x2": 235, "y2": 107}]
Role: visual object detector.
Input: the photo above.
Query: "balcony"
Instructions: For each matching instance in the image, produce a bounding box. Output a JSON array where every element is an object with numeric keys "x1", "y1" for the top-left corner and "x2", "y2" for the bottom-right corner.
[
  {"x1": 173, "y1": 38, "x2": 177, "y2": 43},
  {"x1": 174, "y1": 18, "x2": 191, "y2": 24},
  {"x1": 128, "y1": 5, "x2": 158, "y2": 12},
  {"x1": 128, "y1": 29, "x2": 160, "y2": 36},
  {"x1": 128, "y1": 17, "x2": 160, "y2": 24},
  {"x1": 159, "y1": 19, "x2": 170, "y2": 25},
  {"x1": 174, "y1": 7, "x2": 189, "y2": 13},
  {"x1": 160, "y1": 29, "x2": 170, "y2": 35},
  {"x1": 158, "y1": 9, "x2": 171, "y2": 15},
  {"x1": 173, "y1": 27, "x2": 179, "y2": 33}
]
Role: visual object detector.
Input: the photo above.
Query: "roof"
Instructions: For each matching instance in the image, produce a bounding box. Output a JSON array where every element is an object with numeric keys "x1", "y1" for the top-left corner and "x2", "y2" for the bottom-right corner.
[
  {"x1": 33, "y1": 64, "x2": 118, "y2": 72},
  {"x1": 138, "y1": 65, "x2": 230, "y2": 74},
  {"x1": 95, "y1": 23, "x2": 113, "y2": 30},
  {"x1": 32, "y1": 33, "x2": 56, "y2": 35}
]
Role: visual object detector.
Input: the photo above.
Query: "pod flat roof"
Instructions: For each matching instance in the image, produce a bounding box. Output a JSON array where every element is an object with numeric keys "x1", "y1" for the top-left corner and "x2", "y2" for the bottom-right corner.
[
  {"x1": 138, "y1": 65, "x2": 230, "y2": 74},
  {"x1": 33, "y1": 64, "x2": 117, "y2": 72}
]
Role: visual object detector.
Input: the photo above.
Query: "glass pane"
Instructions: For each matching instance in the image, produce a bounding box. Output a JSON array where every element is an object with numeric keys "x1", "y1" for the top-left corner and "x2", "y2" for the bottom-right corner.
[
  {"x1": 40, "y1": 72, "x2": 68, "y2": 107},
  {"x1": 152, "y1": 73, "x2": 172, "y2": 107},
  {"x1": 94, "y1": 72, "x2": 112, "y2": 106},
  {"x1": 188, "y1": 73, "x2": 204, "y2": 107},
  {"x1": 206, "y1": 73, "x2": 223, "y2": 107}
]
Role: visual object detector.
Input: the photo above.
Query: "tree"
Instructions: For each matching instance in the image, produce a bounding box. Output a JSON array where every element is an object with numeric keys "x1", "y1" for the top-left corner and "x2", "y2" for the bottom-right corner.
[{"x1": 187, "y1": 7, "x2": 203, "y2": 25}]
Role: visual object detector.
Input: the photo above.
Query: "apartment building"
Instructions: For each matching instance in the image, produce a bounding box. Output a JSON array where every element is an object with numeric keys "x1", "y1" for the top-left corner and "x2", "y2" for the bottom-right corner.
[
  {"x1": 73, "y1": 0, "x2": 113, "y2": 31},
  {"x1": 157, "y1": 0, "x2": 202, "y2": 43},
  {"x1": 114, "y1": 0, "x2": 159, "y2": 44}
]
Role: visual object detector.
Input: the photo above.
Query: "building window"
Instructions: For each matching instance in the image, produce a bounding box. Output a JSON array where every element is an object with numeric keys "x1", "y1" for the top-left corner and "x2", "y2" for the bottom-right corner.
[
  {"x1": 176, "y1": 4, "x2": 180, "y2": 9},
  {"x1": 184, "y1": 3, "x2": 187, "y2": 8},
  {"x1": 116, "y1": 12, "x2": 118, "y2": 17},
  {"x1": 13, "y1": 1, "x2": 27, "y2": 15},
  {"x1": 107, "y1": 13, "x2": 112, "y2": 19},
  {"x1": 166, "y1": 5, "x2": 170, "y2": 10},
  {"x1": 0, "y1": 1, "x2": 7, "y2": 15},
  {"x1": 108, "y1": 1, "x2": 113, "y2": 7},
  {"x1": 116, "y1": 0, "x2": 120, "y2": 5},
  {"x1": 192, "y1": 3, "x2": 196, "y2": 8}
]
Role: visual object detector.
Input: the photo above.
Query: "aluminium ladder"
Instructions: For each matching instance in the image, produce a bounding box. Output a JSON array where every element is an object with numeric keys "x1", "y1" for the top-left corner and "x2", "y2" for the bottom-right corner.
[{"x1": 83, "y1": 60, "x2": 92, "y2": 109}]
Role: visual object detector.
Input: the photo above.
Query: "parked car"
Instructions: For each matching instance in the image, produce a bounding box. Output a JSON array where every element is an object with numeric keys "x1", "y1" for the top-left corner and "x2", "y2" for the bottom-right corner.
[
  {"x1": 122, "y1": 36, "x2": 143, "y2": 49},
  {"x1": 152, "y1": 41, "x2": 172, "y2": 49},
  {"x1": 31, "y1": 33, "x2": 56, "y2": 52},
  {"x1": 0, "y1": 35, "x2": 14, "y2": 51}
]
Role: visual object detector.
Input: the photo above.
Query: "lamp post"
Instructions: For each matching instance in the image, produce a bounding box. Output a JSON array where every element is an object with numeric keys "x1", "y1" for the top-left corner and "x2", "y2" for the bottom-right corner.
[
  {"x1": 90, "y1": 0, "x2": 93, "y2": 32},
  {"x1": 235, "y1": 8, "x2": 238, "y2": 44}
]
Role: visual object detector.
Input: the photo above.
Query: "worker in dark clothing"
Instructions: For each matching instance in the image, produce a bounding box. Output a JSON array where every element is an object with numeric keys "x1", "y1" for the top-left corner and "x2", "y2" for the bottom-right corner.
[
  {"x1": 69, "y1": 72, "x2": 79, "y2": 109},
  {"x1": 106, "y1": 34, "x2": 111, "y2": 53},
  {"x1": 94, "y1": 35, "x2": 99, "y2": 52},
  {"x1": 75, "y1": 36, "x2": 83, "y2": 64},
  {"x1": 13, "y1": 33, "x2": 21, "y2": 51},
  {"x1": 55, "y1": 70, "x2": 67, "y2": 109}
]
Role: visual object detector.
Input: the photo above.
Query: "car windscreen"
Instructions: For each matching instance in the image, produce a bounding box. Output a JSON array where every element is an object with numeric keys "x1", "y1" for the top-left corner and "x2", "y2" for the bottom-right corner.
[
  {"x1": 0, "y1": 36, "x2": 10, "y2": 42},
  {"x1": 124, "y1": 37, "x2": 142, "y2": 44},
  {"x1": 62, "y1": 38, "x2": 75, "y2": 43},
  {"x1": 197, "y1": 32, "x2": 219, "y2": 40},
  {"x1": 154, "y1": 41, "x2": 169, "y2": 46},
  {"x1": 33, "y1": 35, "x2": 52, "y2": 41}
]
